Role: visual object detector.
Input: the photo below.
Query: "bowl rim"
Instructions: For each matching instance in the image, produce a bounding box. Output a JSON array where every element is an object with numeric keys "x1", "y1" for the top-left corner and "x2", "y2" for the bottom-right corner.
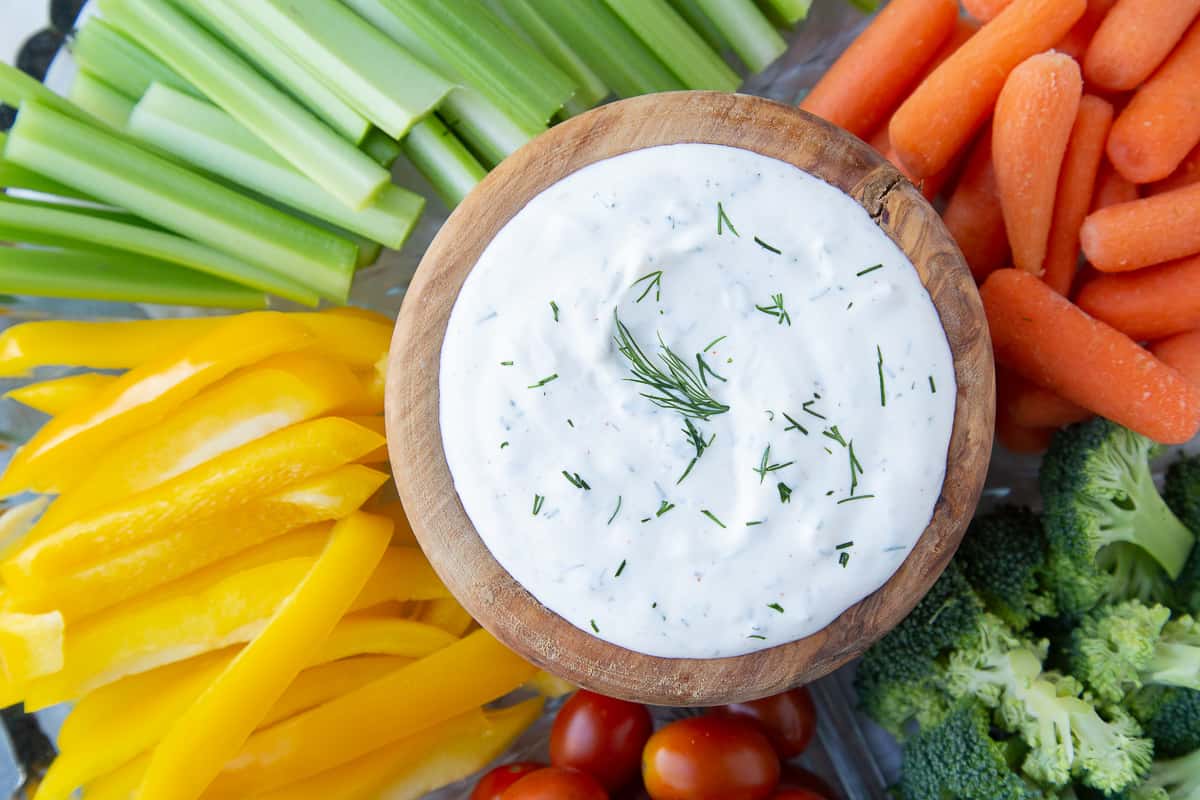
[{"x1": 386, "y1": 91, "x2": 995, "y2": 706}]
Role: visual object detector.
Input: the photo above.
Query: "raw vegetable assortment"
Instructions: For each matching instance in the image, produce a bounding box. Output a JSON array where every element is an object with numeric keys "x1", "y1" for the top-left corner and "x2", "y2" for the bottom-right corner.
[
  {"x1": 0, "y1": 308, "x2": 561, "y2": 800},
  {"x1": 0, "y1": 0, "x2": 812, "y2": 309},
  {"x1": 803, "y1": 0, "x2": 1200, "y2": 450}
]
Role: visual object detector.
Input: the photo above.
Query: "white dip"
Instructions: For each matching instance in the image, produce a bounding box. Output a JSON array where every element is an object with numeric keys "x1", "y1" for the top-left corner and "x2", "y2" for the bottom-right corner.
[{"x1": 440, "y1": 143, "x2": 956, "y2": 659}]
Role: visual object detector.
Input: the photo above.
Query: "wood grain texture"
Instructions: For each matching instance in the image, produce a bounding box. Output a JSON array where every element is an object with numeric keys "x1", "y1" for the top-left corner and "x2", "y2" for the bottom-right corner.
[{"x1": 386, "y1": 92, "x2": 994, "y2": 706}]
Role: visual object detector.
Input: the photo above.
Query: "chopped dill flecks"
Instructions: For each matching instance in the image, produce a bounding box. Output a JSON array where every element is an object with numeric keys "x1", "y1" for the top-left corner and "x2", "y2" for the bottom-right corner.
[
  {"x1": 567, "y1": 419, "x2": 575, "y2": 428},
  {"x1": 753, "y1": 445, "x2": 794, "y2": 484},
  {"x1": 782, "y1": 413, "x2": 808, "y2": 435},
  {"x1": 550, "y1": 300, "x2": 559, "y2": 321},
  {"x1": 822, "y1": 425, "x2": 847, "y2": 447},
  {"x1": 632, "y1": 270, "x2": 664, "y2": 303},
  {"x1": 657, "y1": 500, "x2": 676, "y2": 517},
  {"x1": 929, "y1": 375, "x2": 937, "y2": 393},
  {"x1": 877, "y1": 345, "x2": 887, "y2": 407},
  {"x1": 717, "y1": 201, "x2": 739, "y2": 236},
  {"x1": 802, "y1": 399, "x2": 826, "y2": 419},
  {"x1": 839, "y1": 552, "x2": 850, "y2": 568},
  {"x1": 677, "y1": 458, "x2": 698, "y2": 485},
  {"x1": 703, "y1": 334, "x2": 727, "y2": 352},
  {"x1": 608, "y1": 496, "x2": 622, "y2": 525},
  {"x1": 768, "y1": 602, "x2": 784, "y2": 613},
  {"x1": 837, "y1": 494, "x2": 876, "y2": 504},
  {"x1": 856, "y1": 263, "x2": 884, "y2": 277},
  {"x1": 747, "y1": 520, "x2": 764, "y2": 526},
  {"x1": 562, "y1": 471, "x2": 591, "y2": 490},
  {"x1": 615, "y1": 559, "x2": 627, "y2": 577},
  {"x1": 836, "y1": 541, "x2": 854, "y2": 550},
  {"x1": 748, "y1": 634, "x2": 767, "y2": 640},
  {"x1": 701, "y1": 509, "x2": 726, "y2": 528},
  {"x1": 696, "y1": 352, "x2": 727, "y2": 387},
  {"x1": 500, "y1": 360, "x2": 514, "y2": 366},
  {"x1": 528, "y1": 373, "x2": 559, "y2": 389},
  {"x1": 778, "y1": 482, "x2": 793, "y2": 503},
  {"x1": 849, "y1": 441, "x2": 864, "y2": 494},
  {"x1": 532, "y1": 494, "x2": 545, "y2": 515},
  {"x1": 754, "y1": 236, "x2": 781, "y2": 254},
  {"x1": 755, "y1": 293, "x2": 791, "y2": 326},
  {"x1": 590, "y1": 619, "x2": 600, "y2": 632}
]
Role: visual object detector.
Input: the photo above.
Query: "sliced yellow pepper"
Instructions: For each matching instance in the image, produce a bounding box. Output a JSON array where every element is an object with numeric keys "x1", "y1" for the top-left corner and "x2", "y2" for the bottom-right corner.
[
  {"x1": 420, "y1": 597, "x2": 476, "y2": 636},
  {"x1": 348, "y1": 546, "x2": 449, "y2": 610},
  {"x1": 0, "y1": 496, "x2": 49, "y2": 559},
  {"x1": 367, "y1": 499, "x2": 420, "y2": 546},
  {"x1": 8, "y1": 466, "x2": 388, "y2": 620},
  {"x1": 310, "y1": 615, "x2": 456, "y2": 663},
  {"x1": 5, "y1": 373, "x2": 116, "y2": 416},
  {"x1": 347, "y1": 415, "x2": 388, "y2": 463},
  {"x1": 528, "y1": 670, "x2": 577, "y2": 699},
  {"x1": 291, "y1": 313, "x2": 391, "y2": 369},
  {"x1": 0, "y1": 313, "x2": 314, "y2": 497},
  {"x1": 136, "y1": 511, "x2": 392, "y2": 800},
  {"x1": 256, "y1": 655, "x2": 410, "y2": 730},
  {"x1": 320, "y1": 306, "x2": 391, "y2": 325},
  {"x1": 205, "y1": 629, "x2": 536, "y2": 797},
  {"x1": 251, "y1": 699, "x2": 544, "y2": 800},
  {"x1": 38, "y1": 354, "x2": 370, "y2": 530},
  {"x1": 0, "y1": 610, "x2": 62, "y2": 684},
  {"x1": 81, "y1": 752, "x2": 147, "y2": 800},
  {"x1": 4, "y1": 417, "x2": 384, "y2": 583}
]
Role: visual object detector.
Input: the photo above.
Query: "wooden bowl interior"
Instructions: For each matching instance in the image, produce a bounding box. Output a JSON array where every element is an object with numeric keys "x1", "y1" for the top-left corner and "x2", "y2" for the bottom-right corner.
[{"x1": 386, "y1": 91, "x2": 995, "y2": 706}]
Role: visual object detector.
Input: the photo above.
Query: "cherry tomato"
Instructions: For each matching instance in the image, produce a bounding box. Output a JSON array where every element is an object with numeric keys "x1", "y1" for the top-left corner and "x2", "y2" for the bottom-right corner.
[
  {"x1": 642, "y1": 715, "x2": 781, "y2": 800},
  {"x1": 771, "y1": 791, "x2": 827, "y2": 800},
  {"x1": 714, "y1": 687, "x2": 817, "y2": 759},
  {"x1": 500, "y1": 766, "x2": 609, "y2": 800},
  {"x1": 551, "y1": 690, "x2": 653, "y2": 790},
  {"x1": 472, "y1": 762, "x2": 545, "y2": 800},
  {"x1": 777, "y1": 766, "x2": 838, "y2": 800}
]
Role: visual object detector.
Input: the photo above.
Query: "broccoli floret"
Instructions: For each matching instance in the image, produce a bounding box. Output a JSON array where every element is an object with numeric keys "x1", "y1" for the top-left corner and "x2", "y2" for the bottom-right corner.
[
  {"x1": 897, "y1": 701, "x2": 1043, "y2": 800},
  {"x1": 1166, "y1": 456, "x2": 1200, "y2": 616},
  {"x1": 854, "y1": 563, "x2": 981, "y2": 736},
  {"x1": 1127, "y1": 685, "x2": 1200, "y2": 758},
  {"x1": 1072, "y1": 600, "x2": 1200, "y2": 704},
  {"x1": 958, "y1": 506, "x2": 1056, "y2": 630},
  {"x1": 1132, "y1": 748, "x2": 1200, "y2": 800},
  {"x1": 1041, "y1": 419, "x2": 1195, "y2": 616}
]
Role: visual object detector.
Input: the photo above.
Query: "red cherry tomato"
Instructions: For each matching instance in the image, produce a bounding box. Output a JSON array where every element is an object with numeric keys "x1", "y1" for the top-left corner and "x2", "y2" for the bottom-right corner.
[
  {"x1": 778, "y1": 766, "x2": 838, "y2": 800},
  {"x1": 642, "y1": 715, "x2": 781, "y2": 800},
  {"x1": 551, "y1": 690, "x2": 653, "y2": 790},
  {"x1": 500, "y1": 766, "x2": 609, "y2": 800},
  {"x1": 771, "y1": 791, "x2": 827, "y2": 800},
  {"x1": 713, "y1": 687, "x2": 817, "y2": 759},
  {"x1": 472, "y1": 762, "x2": 545, "y2": 800}
]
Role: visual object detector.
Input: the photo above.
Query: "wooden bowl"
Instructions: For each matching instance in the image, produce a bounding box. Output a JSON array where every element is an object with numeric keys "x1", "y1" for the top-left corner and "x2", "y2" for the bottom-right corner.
[{"x1": 386, "y1": 91, "x2": 995, "y2": 706}]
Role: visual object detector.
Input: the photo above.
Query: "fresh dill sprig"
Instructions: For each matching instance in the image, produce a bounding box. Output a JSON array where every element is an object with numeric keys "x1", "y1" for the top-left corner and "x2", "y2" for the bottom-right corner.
[
  {"x1": 632, "y1": 270, "x2": 664, "y2": 303},
  {"x1": 778, "y1": 482, "x2": 792, "y2": 503},
  {"x1": 822, "y1": 425, "x2": 847, "y2": 447},
  {"x1": 608, "y1": 496, "x2": 622, "y2": 525},
  {"x1": 782, "y1": 413, "x2": 808, "y2": 435},
  {"x1": 877, "y1": 345, "x2": 887, "y2": 407},
  {"x1": 532, "y1": 494, "x2": 545, "y2": 515},
  {"x1": 717, "y1": 201, "x2": 739, "y2": 236},
  {"x1": 701, "y1": 509, "x2": 727, "y2": 528},
  {"x1": 856, "y1": 263, "x2": 884, "y2": 277},
  {"x1": 768, "y1": 602, "x2": 784, "y2": 613},
  {"x1": 801, "y1": 399, "x2": 826, "y2": 419},
  {"x1": 613, "y1": 311, "x2": 730, "y2": 420},
  {"x1": 755, "y1": 293, "x2": 791, "y2": 326},
  {"x1": 753, "y1": 445, "x2": 794, "y2": 484},
  {"x1": 528, "y1": 373, "x2": 559, "y2": 389},
  {"x1": 656, "y1": 500, "x2": 676, "y2": 517},
  {"x1": 849, "y1": 441, "x2": 864, "y2": 494},
  {"x1": 696, "y1": 352, "x2": 727, "y2": 387},
  {"x1": 615, "y1": 559, "x2": 627, "y2": 577},
  {"x1": 562, "y1": 471, "x2": 591, "y2": 490},
  {"x1": 754, "y1": 236, "x2": 781, "y2": 254},
  {"x1": 550, "y1": 300, "x2": 559, "y2": 321},
  {"x1": 703, "y1": 334, "x2": 727, "y2": 352},
  {"x1": 837, "y1": 494, "x2": 875, "y2": 504}
]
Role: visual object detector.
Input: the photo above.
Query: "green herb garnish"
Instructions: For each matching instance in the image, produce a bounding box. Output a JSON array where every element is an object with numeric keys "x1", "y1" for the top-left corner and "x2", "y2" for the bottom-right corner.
[
  {"x1": 528, "y1": 373, "x2": 559, "y2": 389},
  {"x1": 608, "y1": 496, "x2": 622, "y2": 525},
  {"x1": 615, "y1": 559, "x2": 626, "y2": 577},
  {"x1": 717, "y1": 201, "x2": 739, "y2": 236},
  {"x1": 877, "y1": 345, "x2": 887, "y2": 407},
  {"x1": 632, "y1": 270, "x2": 663, "y2": 303},
  {"x1": 836, "y1": 541, "x2": 854, "y2": 550},
  {"x1": 747, "y1": 520, "x2": 764, "y2": 526},
  {"x1": 656, "y1": 500, "x2": 676, "y2": 517},
  {"x1": 532, "y1": 494, "x2": 545, "y2": 515},
  {"x1": 929, "y1": 375, "x2": 937, "y2": 393},
  {"x1": 802, "y1": 399, "x2": 826, "y2": 420},
  {"x1": 501, "y1": 441, "x2": 509, "y2": 449},
  {"x1": 550, "y1": 300, "x2": 559, "y2": 321},
  {"x1": 500, "y1": 360, "x2": 514, "y2": 366},
  {"x1": 614, "y1": 311, "x2": 730, "y2": 420},
  {"x1": 782, "y1": 412, "x2": 808, "y2": 435},
  {"x1": 562, "y1": 471, "x2": 591, "y2": 490},
  {"x1": 703, "y1": 334, "x2": 727, "y2": 352},
  {"x1": 701, "y1": 509, "x2": 726, "y2": 528},
  {"x1": 857, "y1": 263, "x2": 883, "y2": 277},
  {"x1": 754, "y1": 445, "x2": 794, "y2": 484},
  {"x1": 755, "y1": 293, "x2": 791, "y2": 326},
  {"x1": 837, "y1": 494, "x2": 876, "y2": 504},
  {"x1": 768, "y1": 602, "x2": 784, "y2": 613},
  {"x1": 822, "y1": 425, "x2": 847, "y2": 447},
  {"x1": 778, "y1": 482, "x2": 793, "y2": 503},
  {"x1": 849, "y1": 441, "x2": 864, "y2": 494},
  {"x1": 748, "y1": 634, "x2": 767, "y2": 640},
  {"x1": 839, "y1": 552, "x2": 850, "y2": 568},
  {"x1": 591, "y1": 619, "x2": 600, "y2": 633},
  {"x1": 696, "y1": 352, "x2": 727, "y2": 387},
  {"x1": 754, "y1": 236, "x2": 781, "y2": 254}
]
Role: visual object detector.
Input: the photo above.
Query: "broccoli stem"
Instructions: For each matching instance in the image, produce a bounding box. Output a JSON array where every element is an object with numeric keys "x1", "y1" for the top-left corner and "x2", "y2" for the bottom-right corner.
[
  {"x1": 1119, "y1": 464, "x2": 1196, "y2": 579},
  {"x1": 1146, "y1": 641, "x2": 1200, "y2": 691}
]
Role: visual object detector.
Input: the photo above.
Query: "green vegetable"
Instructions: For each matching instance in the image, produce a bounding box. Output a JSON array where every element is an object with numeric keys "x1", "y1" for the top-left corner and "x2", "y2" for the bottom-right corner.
[
  {"x1": 666, "y1": 0, "x2": 731, "y2": 53},
  {"x1": 66, "y1": 71, "x2": 135, "y2": 129},
  {"x1": 361, "y1": 129, "x2": 402, "y2": 169},
  {"x1": 957, "y1": 506, "x2": 1056, "y2": 630},
  {"x1": 762, "y1": 0, "x2": 813, "y2": 25},
  {"x1": 1126, "y1": 684, "x2": 1200, "y2": 759},
  {"x1": 692, "y1": 0, "x2": 786, "y2": 73},
  {"x1": 1040, "y1": 418, "x2": 1195, "y2": 616},
  {"x1": 601, "y1": 0, "x2": 739, "y2": 91},
  {"x1": 401, "y1": 116, "x2": 487, "y2": 209},
  {"x1": 1167, "y1": 456, "x2": 1200, "y2": 615},
  {"x1": 69, "y1": 16, "x2": 201, "y2": 101},
  {"x1": 493, "y1": 0, "x2": 610, "y2": 110},
  {"x1": 98, "y1": 0, "x2": 389, "y2": 209},
  {"x1": 1127, "y1": 749, "x2": 1200, "y2": 800}
]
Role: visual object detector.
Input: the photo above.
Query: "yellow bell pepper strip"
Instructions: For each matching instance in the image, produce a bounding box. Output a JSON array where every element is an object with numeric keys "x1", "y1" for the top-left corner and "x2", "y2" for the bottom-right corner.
[
  {"x1": 309, "y1": 616, "x2": 456, "y2": 663},
  {"x1": 3, "y1": 417, "x2": 384, "y2": 584},
  {"x1": 0, "y1": 496, "x2": 49, "y2": 559},
  {"x1": 347, "y1": 415, "x2": 388, "y2": 463},
  {"x1": 38, "y1": 354, "x2": 370, "y2": 530},
  {"x1": 350, "y1": 355, "x2": 387, "y2": 414},
  {"x1": 136, "y1": 511, "x2": 392, "y2": 800},
  {"x1": 0, "y1": 312, "x2": 314, "y2": 497},
  {"x1": 0, "y1": 318, "x2": 215, "y2": 377},
  {"x1": 204, "y1": 629, "x2": 537, "y2": 797},
  {"x1": 528, "y1": 670, "x2": 577, "y2": 699},
  {"x1": 82, "y1": 752, "x2": 148, "y2": 800},
  {"x1": 256, "y1": 655, "x2": 410, "y2": 730},
  {"x1": 10, "y1": 467, "x2": 388, "y2": 619},
  {"x1": 251, "y1": 699, "x2": 544, "y2": 800},
  {"x1": 420, "y1": 597, "x2": 476, "y2": 636},
  {"x1": 366, "y1": 500, "x2": 420, "y2": 546},
  {"x1": 291, "y1": 313, "x2": 391, "y2": 369},
  {"x1": 348, "y1": 546, "x2": 450, "y2": 610},
  {"x1": 5, "y1": 373, "x2": 117, "y2": 416},
  {"x1": 0, "y1": 610, "x2": 63, "y2": 684}
]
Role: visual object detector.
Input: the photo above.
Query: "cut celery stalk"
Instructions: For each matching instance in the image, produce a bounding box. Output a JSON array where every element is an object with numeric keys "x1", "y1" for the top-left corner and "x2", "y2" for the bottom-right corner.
[
  {"x1": 762, "y1": 0, "x2": 812, "y2": 23},
  {"x1": 356, "y1": 240, "x2": 383, "y2": 270},
  {"x1": 0, "y1": 195, "x2": 319, "y2": 306},
  {"x1": 845, "y1": 0, "x2": 880, "y2": 11},
  {"x1": 377, "y1": 0, "x2": 576, "y2": 130},
  {"x1": 526, "y1": 0, "x2": 684, "y2": 97},
  {"x1": 6, "y1": 101, "x2": 356, "y2": 301},
  {"x1": 69, "y1": 17, "x2": 201, "y2": 101},
  {"x1": 362, "y1": 129, "x2": 402, "y2": 168},
  {"x1": 0, "y1": 61, "x2": 101, "y2": 127},
  {"x1": 210, "y1": 0, "x2": 452, "y2": 140},
  {"x1": 493, "y1": 0, "x2": 609, "y2": 108},
  {"x1": 668, "y1": 0, "x2": 732, "y2": 52},
  {"x1": 98, "y1": 0, "x2": 389, "y2": 210},
  {"x1": 693, "y1": 0, "x2": 787, "y2": 72},
  {"x1": 177, "y1": 0, "x2": 372, "y2": 144},
  {"x1": 67, "y1": 71, "x2": 135, "y2": 128},
  {"x1": 402, "y1": 117, "x2": 486, "y2": 209},
  {"x1": 0, "y1": 132, "x2": 98, "y2": 202},
  {"x1": 128, "y1": 84, "x2": 423, "y2": 250},
  {"x1": 0, "y1": 247, "x2": 268, "y2": 309},
  {"x1": 602, "y1": 0, "x2": 739, "y2": 91}
]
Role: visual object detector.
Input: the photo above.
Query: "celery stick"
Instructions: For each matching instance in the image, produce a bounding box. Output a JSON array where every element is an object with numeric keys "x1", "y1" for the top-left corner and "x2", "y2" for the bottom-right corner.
[
  {"x1": 69, "y1": 17, "x2": 201, "y2": 101},
  {"x1": 178, "y1": 0, "x2": 372, "y2": 144},
  {"x1": 0, "y1": 247, "x2": 268, "y2": 309},
  {"x1": 668, "y1": 0, "x2": 732, "y2": 52},
  {"x1": 0, "y1": 195, "x2": 319, "y2": 306},
  {"x1": 362, "y1": 130, "x2": 402, "y2": 169},
  {"x1": 0, "y1": 132, "x2": 97, "y2": 202},
  {"x1": 762, "y1": 0, "x2": 812, "y2": 23},
  {"x1": 356, "y1": 240, "x2": 383, "y2": 270},
  {"x1": 0, "y1": 62, "x2": 100, "y2": 127},
  {"x1": 98, "y1": 0, "x2": 388, "y2": 210},
  {"x1": 6, "y1": 101, "x2": 356, "y2": 301},
  {"x1": 129, "y1": 84, "x2": 423, "y2": 250},
  {"x1": 845, "y1": 0, "x2": 880, "y2": 11},
  {"x1": 526, "y1": 0, "x2": 684, "y2": 97},
  {"x1": 493, "y1": 0, "x2": 609, "y2": 108},
  {"x1": 402, "y1": 117, "x2": 486, "y2": 209},
  {"x1": 377, "y1": 0, "x2": 576, "y2": 130},
  {"x1": 602, "y1": 0, "x2": 739, "y2": 90},
  {"x1": 693, "y1": 0, "x2": 787, "y2": 72},
  {"x1": 67, "y1": 71, "x2": 135, "y2": 128}
]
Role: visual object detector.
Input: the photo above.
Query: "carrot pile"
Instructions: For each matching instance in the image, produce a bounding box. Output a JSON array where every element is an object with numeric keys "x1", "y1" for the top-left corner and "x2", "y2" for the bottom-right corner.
[{"x1": 803, "y1": 0, "x2": 1200, "y2": 450}]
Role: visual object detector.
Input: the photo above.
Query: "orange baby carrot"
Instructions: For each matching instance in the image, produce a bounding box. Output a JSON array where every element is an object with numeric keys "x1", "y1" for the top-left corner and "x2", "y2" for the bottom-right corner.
[
  {"x1": 1080, "y1": 181, "x2": 1200, "y2": 271},
  {"x1": 1107, "y1": 20, "x2": 1200, "y2": 183},
  {"x1": 993, "y1": 53, "x2": 1083, "y2": 276},
  {"x1": 890, "y1": 0, "x2": 1086, "y2": 179},
  {"x1": 1146, "y1": 142, "x2": 1200, "y2": 196},
  {"x1": 1075, "y1": 254, "x2": 1200, "y2": 340},
  {"x1": 799, "y1": 0, "x2": 958, "y2": 138},
  {"x1": 1090, "y1": 161, "x2": 1140, "y2": 211},
  {"x1": 1084, "y1": 0, "x2": 1200, "y2": 91},
  {"x1": 981, "y1": 268, "x2": 1200, "y2": 443},
  {"x1": 943, "y1": 130, "x2": 1011, "y2": 283},
  {"x1": 1151, "y1": 330, "x2": 1200, "y2": 389},
  {"x1": 1043, "y1": 95, "x2": 1114, "y2": 295},
  {"x1": 886, "y1": 145, "x2": 956, "y2": 201},
  {"x1": 962, "y1": 0, "x2": 1012, "y2": 23},
  {"x1": 1008, "y1": 379, "x2": 1092, "y2": 428},
  {"x1": 1058, "y1": 0, "x2": 1120, "y2": 61},
  {"x1": 995, "y1": 369, "x2": 1057, "y2": 453}
]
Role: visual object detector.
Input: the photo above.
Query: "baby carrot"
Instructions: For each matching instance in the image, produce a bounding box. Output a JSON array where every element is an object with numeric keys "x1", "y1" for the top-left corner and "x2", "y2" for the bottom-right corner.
[
  {"x1": 1090, "y1": 161, "x2": 1140, "y2": 211},
  {"x1": 1151, "y1": 330, "x2": 1200, "y2": 389},
  {"x1": 993, "y1": 53, "x2": 1083, "y2": 276},
  {"x1": 1058, "y1": 0, "x2": 1120, "y2": 61},
  {"x1": 1107, "y1": 20, "x2": 1200, "y2": 183},
  {"x1": 886, "y1": 145, "x2": 956, "y2": 201},
  {"x1": 1075, "y1": 254, "x2": 1200, "y2": 340},
  {"x1": 889, "y1": 0, "x2": 1086, "y2": 179},
  {"x1": 1007, "y1": 378, "x2": 1092, "y2": 428},
  {"x1": 1083, "y1": 0, "x2": 1200, "y2": 91},
  {"x1": 980, "y1": 268, "x2": 1200, "y2": 443},
  {"x1": 943, "y1": 130, "x2": 1011, "y2": 283},
  {"x1": 799, "y1": 0, "x2": 958, "y2": 138},
  {"x1": 996, "y1": 369, "x2": 1057, "y2": 454},
  {"x1": 1146, "y1": 142, "x2": 1200, "y2": 196},
  {"x1": 1080, "y1": 181, "x2": 1200, "y2": 271},
  {"x1": 962, "y1": 0, "x2": 1011, "y2": 22},
  {"x1": 1043, "y1": 95, "x2": 1114, "y2": 295}
]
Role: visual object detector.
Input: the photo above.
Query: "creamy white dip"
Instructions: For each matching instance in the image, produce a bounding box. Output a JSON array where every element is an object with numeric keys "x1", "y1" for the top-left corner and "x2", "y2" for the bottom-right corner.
[{"x1": 440, "y1": 143, "x2": 956, "y2": 658}]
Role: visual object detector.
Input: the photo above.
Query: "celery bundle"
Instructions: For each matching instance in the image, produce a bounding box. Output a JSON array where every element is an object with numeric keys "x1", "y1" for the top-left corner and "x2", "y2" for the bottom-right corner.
[{"x1": 0, "y1": 0, "x2": 811, "y2": 309}]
